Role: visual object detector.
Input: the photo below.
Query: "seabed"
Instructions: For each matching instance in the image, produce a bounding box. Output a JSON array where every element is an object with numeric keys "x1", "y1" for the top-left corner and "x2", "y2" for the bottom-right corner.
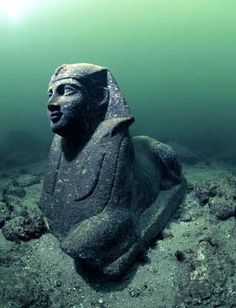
[{"x1": 0, "y1": 147, "x2": 236, "y2": 307}]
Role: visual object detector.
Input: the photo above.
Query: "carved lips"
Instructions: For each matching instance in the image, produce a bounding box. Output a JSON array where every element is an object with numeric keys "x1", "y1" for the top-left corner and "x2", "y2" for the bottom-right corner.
[{"x1": 50, "y1": 111, "x2": 62, "y2": 123}]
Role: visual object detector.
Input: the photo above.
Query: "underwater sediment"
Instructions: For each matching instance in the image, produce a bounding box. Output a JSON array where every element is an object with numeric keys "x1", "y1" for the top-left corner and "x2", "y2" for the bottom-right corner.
[{"x1": 0, "y1": 143, "x2": 236, "y2": 307}]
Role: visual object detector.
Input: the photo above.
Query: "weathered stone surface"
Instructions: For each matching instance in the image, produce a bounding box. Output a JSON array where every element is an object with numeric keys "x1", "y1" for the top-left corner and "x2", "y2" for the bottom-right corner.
[
  {"x1": 2, "y1": 214, "x2": 46, "y2": 242},
  {"x1": 0, "y1": 201, "x2": 10, "y2": 228},
  {"x1": 40, "y1": 63, "x2": 186, "y2": 278}
]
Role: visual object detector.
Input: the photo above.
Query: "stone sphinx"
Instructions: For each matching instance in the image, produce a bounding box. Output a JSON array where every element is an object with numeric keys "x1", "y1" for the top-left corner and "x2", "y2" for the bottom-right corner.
[{"x1": 40, "y1": 63, "x2": 186, "y2": 278}]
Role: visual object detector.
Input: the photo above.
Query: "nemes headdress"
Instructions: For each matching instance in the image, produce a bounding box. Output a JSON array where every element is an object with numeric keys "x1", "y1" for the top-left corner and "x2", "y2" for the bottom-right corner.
[{"x1": 49, "y1": 63, "x2": 134, "y2": 124}]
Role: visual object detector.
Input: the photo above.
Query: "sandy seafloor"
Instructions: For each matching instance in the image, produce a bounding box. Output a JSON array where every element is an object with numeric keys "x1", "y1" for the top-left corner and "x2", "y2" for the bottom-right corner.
[{"x1": 0, "y1": 154, "x2": 236, "y2": 307}]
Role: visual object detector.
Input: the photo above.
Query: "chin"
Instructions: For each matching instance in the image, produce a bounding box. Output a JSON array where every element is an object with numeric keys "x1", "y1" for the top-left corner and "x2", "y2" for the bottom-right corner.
[
  {"x1": 51, "y1": 120, "x2": 78, "y2": 138},
  {"x1": 51, "y1": 122, "x2": 67, "y2": 136}
]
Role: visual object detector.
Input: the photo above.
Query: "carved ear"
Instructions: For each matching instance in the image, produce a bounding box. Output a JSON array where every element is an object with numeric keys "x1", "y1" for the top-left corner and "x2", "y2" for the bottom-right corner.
[{"x1": 105, "y1": 71, "x2": 135, "y2": 123}]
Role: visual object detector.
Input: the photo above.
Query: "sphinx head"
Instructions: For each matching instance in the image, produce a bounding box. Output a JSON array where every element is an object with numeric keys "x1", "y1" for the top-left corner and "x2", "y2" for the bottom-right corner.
[
  {"x1": 47, "y1": 63, "x2": 110, "y2": 139},
  {"x1": 47, "y1": 63, "x2": 134, "y2": 140}
]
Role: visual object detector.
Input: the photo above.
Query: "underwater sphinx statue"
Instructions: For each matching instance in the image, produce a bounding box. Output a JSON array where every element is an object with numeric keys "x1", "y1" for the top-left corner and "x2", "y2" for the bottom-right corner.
[{"x1": 40, "y1": 63, "x2": 186, "y2": 278}]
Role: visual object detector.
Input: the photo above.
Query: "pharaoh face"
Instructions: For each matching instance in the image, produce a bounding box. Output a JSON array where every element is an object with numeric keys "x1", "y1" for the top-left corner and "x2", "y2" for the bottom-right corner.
[
  {"x1": 47, "y1": 76, "x2": 109, "y2": 138},
  {"x1": 47, "y1": 78, "x2": 90, "y2": 137}
]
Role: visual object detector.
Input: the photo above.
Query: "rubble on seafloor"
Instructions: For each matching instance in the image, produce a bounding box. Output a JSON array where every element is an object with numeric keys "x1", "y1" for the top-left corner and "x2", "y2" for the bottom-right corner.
[{"x1": 0, "y1": 154, "x2": 236, "y2": 307}]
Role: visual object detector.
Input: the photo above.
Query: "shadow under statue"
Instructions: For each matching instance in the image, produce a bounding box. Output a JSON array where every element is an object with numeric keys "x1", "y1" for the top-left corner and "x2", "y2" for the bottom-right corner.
[{"x1": 40, "y1": 63, "x2": 186, "y2": 279}]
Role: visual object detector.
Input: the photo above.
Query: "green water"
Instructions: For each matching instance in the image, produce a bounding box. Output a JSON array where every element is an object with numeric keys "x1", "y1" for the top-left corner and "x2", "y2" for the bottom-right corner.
[{"x1": 1, "y1": 0, "x2": 236, "y2": 161}]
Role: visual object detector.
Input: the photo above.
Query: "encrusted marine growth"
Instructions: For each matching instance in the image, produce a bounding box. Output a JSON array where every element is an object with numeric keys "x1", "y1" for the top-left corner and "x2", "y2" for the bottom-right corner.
[{"x1": 40, "y1": 63, "x2": 186, "y2": 278}]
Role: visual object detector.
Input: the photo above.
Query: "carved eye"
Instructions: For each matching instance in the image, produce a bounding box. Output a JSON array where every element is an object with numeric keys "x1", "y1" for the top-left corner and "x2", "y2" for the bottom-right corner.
[
  {"x1": 64, "y1": 85, "x2": 78, "y2": 96},
  {"x1": 57, "y1": 84, "x2": 66, "y2": 95},
  {"x1": 48, "y1": 89, "x2": 53, "y2": 98}
]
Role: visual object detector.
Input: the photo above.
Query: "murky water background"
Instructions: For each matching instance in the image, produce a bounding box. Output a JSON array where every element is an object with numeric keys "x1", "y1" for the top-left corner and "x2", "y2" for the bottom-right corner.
[{"x1": 0, "y1": 0, "x2": 235, "y2": 162}]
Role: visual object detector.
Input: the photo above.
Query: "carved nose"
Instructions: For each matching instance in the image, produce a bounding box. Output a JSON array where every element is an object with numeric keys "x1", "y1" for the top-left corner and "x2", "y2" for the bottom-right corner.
[{"x1": 48, "y1": 102, "x2": 60, "y2": 112}]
